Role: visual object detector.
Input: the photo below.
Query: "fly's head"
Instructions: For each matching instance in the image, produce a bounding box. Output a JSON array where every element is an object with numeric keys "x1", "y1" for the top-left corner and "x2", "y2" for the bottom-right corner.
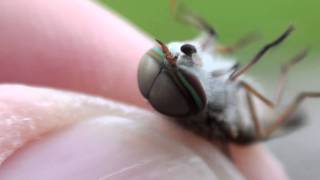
[{"x1": 137, "y1": 40, "x2": 208, "y2": 117}]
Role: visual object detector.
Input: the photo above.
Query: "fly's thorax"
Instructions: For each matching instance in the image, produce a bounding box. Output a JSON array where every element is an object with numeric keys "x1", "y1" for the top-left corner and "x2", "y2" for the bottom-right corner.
[
  {"x1": 219, "y1": 79, "x2": 267, "y2": 143},
  {"x1": 201, "y1": 74, "x2": 238, "y2": 109}
]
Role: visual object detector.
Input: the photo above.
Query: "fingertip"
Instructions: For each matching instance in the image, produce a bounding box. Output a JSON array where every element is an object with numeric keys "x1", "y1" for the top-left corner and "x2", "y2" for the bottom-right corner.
[
  {"x1": 230, "y1": 144, "x2": 289, "y2": 180},
  {"x1": 0, "y1": 0, "x2": 154, "y2": 106}
]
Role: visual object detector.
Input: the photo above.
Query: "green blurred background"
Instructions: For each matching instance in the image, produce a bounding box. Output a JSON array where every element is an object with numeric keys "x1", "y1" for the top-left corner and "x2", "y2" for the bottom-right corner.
[
  {"x1": 100, "y1": 0, "x2": 319, "y2": 74},
  {"x1": 99, "y1": 1, "x2": 319, "y2": 179}
]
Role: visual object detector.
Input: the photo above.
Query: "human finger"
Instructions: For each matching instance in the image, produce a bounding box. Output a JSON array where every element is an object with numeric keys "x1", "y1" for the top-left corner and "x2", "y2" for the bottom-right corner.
[{"x1": 0, "y1": 85, "x2": 242, "y2": 180}]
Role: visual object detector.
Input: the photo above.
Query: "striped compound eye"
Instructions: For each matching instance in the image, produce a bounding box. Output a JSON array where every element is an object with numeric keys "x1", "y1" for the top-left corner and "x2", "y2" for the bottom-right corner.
[{"x1": 138, "y1": 46, "x2": 207, "y2": 117}]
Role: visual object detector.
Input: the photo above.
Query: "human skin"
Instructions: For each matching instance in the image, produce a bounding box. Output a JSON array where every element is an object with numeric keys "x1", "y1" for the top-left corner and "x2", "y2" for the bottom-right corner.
[{"x1": 0, "y1": 0, "x2": 288, "y2": 179}]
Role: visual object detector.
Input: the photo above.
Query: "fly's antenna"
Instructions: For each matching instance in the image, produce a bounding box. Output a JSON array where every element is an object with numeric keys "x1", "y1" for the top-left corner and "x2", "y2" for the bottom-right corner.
[
  {"x1": 230, "y1": 26, "x2": 294, "y2": 81},
  {"x1": 155, "y1": 39, "x2": 177, "y2": 66}
]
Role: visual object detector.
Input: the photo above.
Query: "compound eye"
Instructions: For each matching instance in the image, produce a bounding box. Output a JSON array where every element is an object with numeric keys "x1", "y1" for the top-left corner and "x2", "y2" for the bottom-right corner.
[
  {"x1": 148, "y1": 68, "x2": 207, "y2": 117},
  {"x1": 148, "y1": 71, "x2": 191, "y2": 116},
  {"x1": 138, "y1": 46, "x2": 166, "y2": 98},
  {"x1": 138, "y1": 46, "x2": 206, "y2": 117}
]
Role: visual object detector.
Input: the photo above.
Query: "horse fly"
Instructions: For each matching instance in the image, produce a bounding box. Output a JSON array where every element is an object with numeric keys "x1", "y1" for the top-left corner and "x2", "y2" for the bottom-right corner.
[{"x1": 137, "y1": 0, "x2": 320, "y2": 145}]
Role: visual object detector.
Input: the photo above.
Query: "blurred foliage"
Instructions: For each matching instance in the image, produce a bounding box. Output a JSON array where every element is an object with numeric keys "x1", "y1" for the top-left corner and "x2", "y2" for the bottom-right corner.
[{"x1": 98, "y1": 0, "x2": 320, "y2": 74}]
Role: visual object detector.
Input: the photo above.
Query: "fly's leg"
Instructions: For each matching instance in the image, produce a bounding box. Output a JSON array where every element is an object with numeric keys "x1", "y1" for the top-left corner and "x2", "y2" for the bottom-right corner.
[
  {"x1": 274, "y1": 49, "x2": 308, "y2": 104},
  {"x1": 239, "y1": 81, "x2": 274, "y2": 108},
  {"x1": 170, "y1": 0, "x2": 258, "y2": 52},
  {"x1": 238, "y1": 49, "x2": 308, "y2": 106},
  {"x1": 239, "y1": 81, "x2": 274, "y2": 138},
  {"x1": 230, "y1": 26, "x2": 294, "y2": 80},
  {"x1": 240, "y1": 81, "x2": 320, "y2": 139},
  {"x1": 216, "y1": 33, "x2": 259, "y2": 54},
  {"x1": 169, "y1": 0, "x2": 217, "y2": 49},
  {"x1": 264, "y1": 92, "x2": 320, "y2": 136},
  {"x1": 245, "y1": 91, "x2": 265, "y2": 138},
  {"x1": 170, "y1": 0, "x2": 216, "y2": 35}
]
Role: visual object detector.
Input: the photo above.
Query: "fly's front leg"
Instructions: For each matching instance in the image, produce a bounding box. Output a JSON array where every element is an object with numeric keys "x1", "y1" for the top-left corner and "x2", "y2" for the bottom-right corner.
[
  {"x1": 169, "y1": 0, "x2": 257, "y2": 52},
  {"x1": 230, "y1": 26, "x2": 294, "y2": 80},
  {"x1": 169, "y1": 0, "x2": 216, "y2": 35},
  {"x1": 265, "y1": 92, "x2": 320, "y2": 136},
  {"x1": 216, "y1": 33, "x2": 259, "y2": 54},
  {"x1": 169, "y1": 0, "x2": 217, "y2": 49}
]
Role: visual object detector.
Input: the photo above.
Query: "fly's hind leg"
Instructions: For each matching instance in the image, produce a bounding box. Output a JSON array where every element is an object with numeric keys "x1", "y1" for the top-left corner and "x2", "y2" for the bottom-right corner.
[
  {"x1": 274, "y1": 49, "x2": 309, "y2": 104},
  {"x1": 240, "y1": 48, "x2": 316, "y2": 139},
  {"x1": 240, "y1": 85, "x2": 320, "y2": 140},
  {"x1": 265, "y1": 92, "x2": 320, "y2": 136}
]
